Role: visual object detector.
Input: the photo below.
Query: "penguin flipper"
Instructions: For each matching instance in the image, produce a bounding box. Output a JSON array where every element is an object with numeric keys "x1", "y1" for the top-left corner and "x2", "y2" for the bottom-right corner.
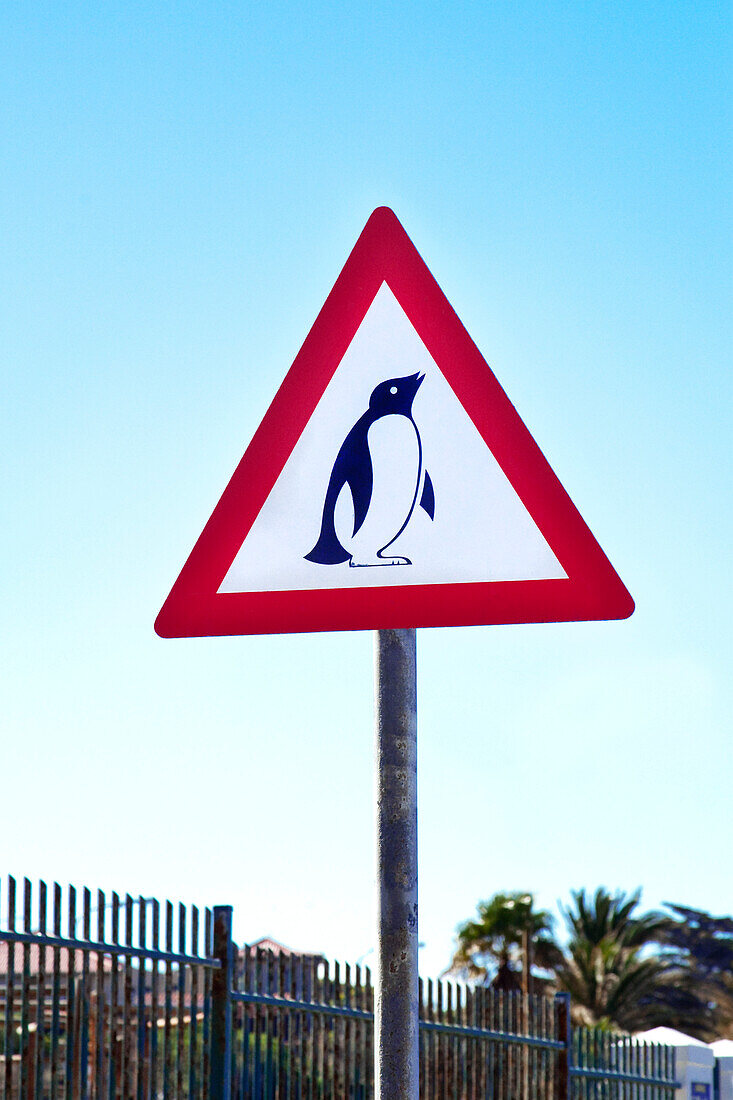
[
  {"x1": 304, "y1": 470, "x2": 351, "y2": 565},
  {"x1": 347, "y1": 456, "x2": 373, "y2": 537},
  {"x1": 305, "y1": 437, "x2": 372, "y2": 564},
  {"x1": 420, "y1": 470, "x2": 435, "y2": 520},
  {"x1": 305, "y1": 417, "x2": 373, "y2": 563}
]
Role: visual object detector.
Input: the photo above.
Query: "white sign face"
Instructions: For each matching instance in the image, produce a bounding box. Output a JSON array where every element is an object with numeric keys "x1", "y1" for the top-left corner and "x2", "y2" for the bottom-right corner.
[{"x1": 219, "y1": 283, "x2": 566, "y2": 594}]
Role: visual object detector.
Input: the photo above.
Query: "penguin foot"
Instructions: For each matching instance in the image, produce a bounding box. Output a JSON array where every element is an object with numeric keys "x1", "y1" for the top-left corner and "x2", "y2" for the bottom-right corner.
[{"x1": 349, "y1": 555, "x2": 412, "y2": 567}]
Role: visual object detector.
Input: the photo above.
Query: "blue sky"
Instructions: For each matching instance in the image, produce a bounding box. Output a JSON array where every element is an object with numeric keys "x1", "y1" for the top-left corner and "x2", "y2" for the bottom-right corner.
[{"x1": 2, "y1": 2, "x2": 731, "y2": 977}]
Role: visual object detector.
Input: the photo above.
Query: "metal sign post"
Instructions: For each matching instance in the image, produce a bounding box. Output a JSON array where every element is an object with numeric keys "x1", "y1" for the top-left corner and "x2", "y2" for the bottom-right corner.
[{"x1": 374, "y1": 628, "x2": 419, "y2": 1100}]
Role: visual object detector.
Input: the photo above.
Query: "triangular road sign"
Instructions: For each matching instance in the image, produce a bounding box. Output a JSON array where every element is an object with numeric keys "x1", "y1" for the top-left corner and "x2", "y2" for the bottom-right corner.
[{"x1": 155, "y1": 207, "x2": 633, "y2": 637}]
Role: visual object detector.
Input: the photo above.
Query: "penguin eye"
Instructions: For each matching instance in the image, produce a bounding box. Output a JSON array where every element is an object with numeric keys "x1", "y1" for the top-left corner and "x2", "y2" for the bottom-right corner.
[{"x1": 389, "y1": 385, "x2": 398, "y2": 395}]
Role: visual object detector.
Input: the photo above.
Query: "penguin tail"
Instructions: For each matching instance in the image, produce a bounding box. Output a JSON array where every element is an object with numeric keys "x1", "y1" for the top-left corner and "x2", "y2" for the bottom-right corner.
[{"x1": 304, "y1": 532, "x2": 351, "y2": 565}]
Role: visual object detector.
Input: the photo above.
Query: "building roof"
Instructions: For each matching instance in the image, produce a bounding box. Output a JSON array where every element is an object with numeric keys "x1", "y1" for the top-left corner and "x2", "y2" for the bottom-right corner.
[
  {"x1": 242, "y1": 937, "x2": 324, "y2": 960},
  {"x1": 0, "y1": 942, "x2": 114, "y2": 975}
]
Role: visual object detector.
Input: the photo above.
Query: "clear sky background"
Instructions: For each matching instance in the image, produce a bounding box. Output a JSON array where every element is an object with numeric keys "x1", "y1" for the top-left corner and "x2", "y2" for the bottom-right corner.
[{"x1": 2, "y1": 2, "x2": 731, "y2": 978}]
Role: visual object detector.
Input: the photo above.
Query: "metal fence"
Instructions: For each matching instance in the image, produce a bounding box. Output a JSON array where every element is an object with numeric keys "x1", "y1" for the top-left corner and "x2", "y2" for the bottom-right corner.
[
  {"x1": 2, "y1": 879, "x2": 679, "y2": 1100},
  {"x1": 212, "y1": 906, "x2": 679, "y2": 1100},
  {"x1": 0, "y1": 877, "x2": 218, "y2": 1099},
  {"x1": 569, "y1": 1017, "x2": 678, "y2": 1100}
]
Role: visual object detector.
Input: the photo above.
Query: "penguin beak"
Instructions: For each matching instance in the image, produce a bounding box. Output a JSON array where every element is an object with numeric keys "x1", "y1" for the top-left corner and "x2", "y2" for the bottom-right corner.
[{"x1": 411, "y1": 372, "x2": 425, "y2": 394}]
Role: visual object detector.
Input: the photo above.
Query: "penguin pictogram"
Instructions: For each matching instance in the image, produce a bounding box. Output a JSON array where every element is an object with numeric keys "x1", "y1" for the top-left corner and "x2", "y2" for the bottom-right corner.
[{"x1": 305, "y1": 372, "x2": 435, "y2": 567}]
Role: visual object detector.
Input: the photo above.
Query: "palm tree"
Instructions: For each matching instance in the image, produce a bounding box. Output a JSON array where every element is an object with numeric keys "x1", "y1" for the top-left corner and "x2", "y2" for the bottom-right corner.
[
  {"x1": 449, "y1": 892, "x2": 561, "y2": 989},
  {"x1": 555, "y1": 888, "x2": 715, "y2": 1035},
  {"x1": 659, "y1": 904, "x2": 733, "y2": 1039}
]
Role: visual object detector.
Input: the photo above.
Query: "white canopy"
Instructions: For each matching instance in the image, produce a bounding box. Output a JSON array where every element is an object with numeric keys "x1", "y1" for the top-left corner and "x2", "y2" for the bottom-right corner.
[{"x1": 633, "y1": 1026, "x2": 708, "y2": 1047}]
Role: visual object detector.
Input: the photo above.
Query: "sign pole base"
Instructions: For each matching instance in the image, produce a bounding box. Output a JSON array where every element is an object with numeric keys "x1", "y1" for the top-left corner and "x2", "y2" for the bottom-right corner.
[{"x1": 374, "y1": 627, "x2": 419, "y2": 1100}]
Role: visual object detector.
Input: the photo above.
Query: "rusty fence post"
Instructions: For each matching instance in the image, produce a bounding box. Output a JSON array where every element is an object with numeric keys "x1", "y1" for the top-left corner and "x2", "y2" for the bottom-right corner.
[
  {"x1": 554, "y1": 992, "x2": 571, "y2": 1100},
  {"x1": 21, "y1": 1025, "x2": 37, "y2": 1100},
  {"x1": 210, "y1": 906, "x2": 234, "y2": 1100}
]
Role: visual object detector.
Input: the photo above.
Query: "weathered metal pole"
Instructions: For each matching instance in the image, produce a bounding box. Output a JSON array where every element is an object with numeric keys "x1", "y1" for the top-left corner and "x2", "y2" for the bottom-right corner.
[{"x1": 374, "y1": 627, "x2": 419, "y2": 1100}]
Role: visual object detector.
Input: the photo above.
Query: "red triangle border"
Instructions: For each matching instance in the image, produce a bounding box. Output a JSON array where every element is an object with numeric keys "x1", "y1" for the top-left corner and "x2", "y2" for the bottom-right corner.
[{"x1": 156, "y1": 207, "x2": 633, "y2": 637}]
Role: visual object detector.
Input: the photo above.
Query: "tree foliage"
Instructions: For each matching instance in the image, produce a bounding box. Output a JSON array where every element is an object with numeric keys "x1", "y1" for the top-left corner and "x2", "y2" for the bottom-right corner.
[
  {"x1": 554, "y1": 888, "x2": 715, "y2": 1036},
  {"x1": 450, "y1": 891, "x2": 561, "y2": 987},
  {"x1": 659, "y1": 903, "x2": 733, "y2": 1038},
  {"x1": 451, "y1": 886, "x2": 728, "y2": 1038}
]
